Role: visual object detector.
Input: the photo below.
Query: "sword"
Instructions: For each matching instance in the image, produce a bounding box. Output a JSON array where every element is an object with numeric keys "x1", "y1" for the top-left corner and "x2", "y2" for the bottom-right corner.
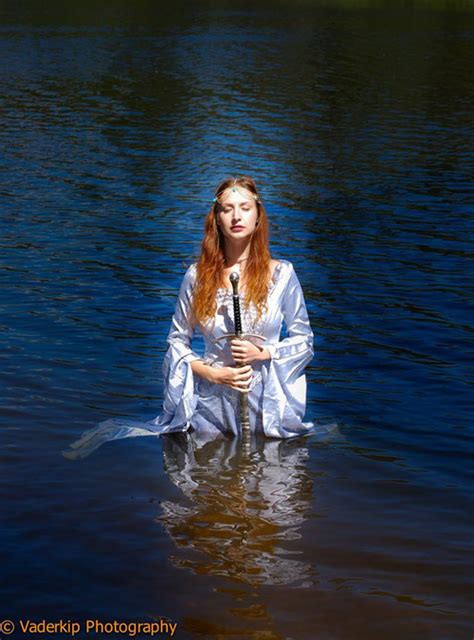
[
  {"x1": 212, "y1": 273, "x2": 265, "y2": 443},
  {"x1": 229, "y1": 271, "x2": 251, "y2": 437}
]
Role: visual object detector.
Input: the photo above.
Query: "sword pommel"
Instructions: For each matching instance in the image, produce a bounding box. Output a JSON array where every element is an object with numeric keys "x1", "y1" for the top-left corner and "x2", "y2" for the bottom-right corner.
[{"x1": 229, "y1": 271, "x2": 239, "y2": 296}]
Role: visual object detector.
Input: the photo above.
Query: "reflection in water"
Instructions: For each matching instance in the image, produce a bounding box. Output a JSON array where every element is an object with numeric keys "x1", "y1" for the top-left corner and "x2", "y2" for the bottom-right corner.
[{"x1": 156, "y1": 431, "x2": 319, "y2": 588}]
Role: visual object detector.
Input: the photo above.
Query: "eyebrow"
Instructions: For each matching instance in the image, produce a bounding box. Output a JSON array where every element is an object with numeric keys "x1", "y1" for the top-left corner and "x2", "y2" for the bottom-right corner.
[{"x1": 222, "y1": 201, "x2": 252, "y2": 206}]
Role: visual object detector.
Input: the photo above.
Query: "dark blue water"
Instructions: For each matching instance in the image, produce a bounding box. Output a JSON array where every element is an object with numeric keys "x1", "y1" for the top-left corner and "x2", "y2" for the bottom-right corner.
[{"x1": 1, "y1": 2, "x2": 473, "y2": 639}]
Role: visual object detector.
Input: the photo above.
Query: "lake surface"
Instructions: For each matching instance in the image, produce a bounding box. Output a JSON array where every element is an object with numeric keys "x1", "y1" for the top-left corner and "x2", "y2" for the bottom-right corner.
[{"x1": 1, "y1": 2, "x2": 473, "y2": 639}]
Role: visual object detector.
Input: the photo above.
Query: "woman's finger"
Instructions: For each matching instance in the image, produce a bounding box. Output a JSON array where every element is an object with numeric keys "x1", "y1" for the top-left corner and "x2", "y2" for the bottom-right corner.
[
  {"x1": 235, "y1": 366, "x2": 252, "y2": 377},
  {"x1": 230, "y1": 370, "x2": 252, "y2": 384},
  {"x1": 232, "y1": 382, "x2": 250, "y2": 392},
  {"x1": 231, "y1": 348, "x2": 245, "y2": 355},
  {"x1": 232, "y1": 365, "x2": 251, "y2": 375}
]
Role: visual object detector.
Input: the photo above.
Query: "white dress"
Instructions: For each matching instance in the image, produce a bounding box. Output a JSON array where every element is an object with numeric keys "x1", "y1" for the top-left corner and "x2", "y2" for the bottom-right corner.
[{"x1": 63, "y1": 260, "x2": 326, "y2": 459}]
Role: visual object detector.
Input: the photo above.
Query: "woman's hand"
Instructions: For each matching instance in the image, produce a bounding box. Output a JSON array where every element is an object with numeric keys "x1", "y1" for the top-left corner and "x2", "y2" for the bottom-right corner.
[
  {"x1": 230, "y1": 338, "x2": 270, "y2": 365},
  {"x1": 212, "y1": 364, "x2": 253, "y2": 393}
]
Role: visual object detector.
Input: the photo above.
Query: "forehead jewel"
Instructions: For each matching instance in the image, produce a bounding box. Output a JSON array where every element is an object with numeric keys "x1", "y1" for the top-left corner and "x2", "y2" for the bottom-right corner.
[{"x1": 213, "y1": 185, "x2": 261, "y2": 204}]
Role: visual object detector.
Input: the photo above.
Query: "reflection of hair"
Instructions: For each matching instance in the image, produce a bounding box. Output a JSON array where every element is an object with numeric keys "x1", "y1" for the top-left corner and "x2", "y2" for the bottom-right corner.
[{"x1": 191, "y1": 176, "x2": 271, "y2": 327}]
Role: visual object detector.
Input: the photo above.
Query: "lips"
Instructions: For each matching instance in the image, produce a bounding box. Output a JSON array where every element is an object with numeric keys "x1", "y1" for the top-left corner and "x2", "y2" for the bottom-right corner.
[{"x1": 231, "y1": 226, "x2": 245, "y2": 231}]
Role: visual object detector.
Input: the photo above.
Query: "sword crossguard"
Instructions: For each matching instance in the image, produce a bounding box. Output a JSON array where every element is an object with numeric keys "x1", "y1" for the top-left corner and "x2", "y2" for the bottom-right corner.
[{"x1": 213, "y1": 333, "x2": 266, "y2": 344}]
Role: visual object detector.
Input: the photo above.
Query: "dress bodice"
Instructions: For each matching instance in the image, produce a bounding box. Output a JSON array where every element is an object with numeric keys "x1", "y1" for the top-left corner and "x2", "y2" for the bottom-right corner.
[{"x1": 195, "y1": 261, "x2": 285, "y2": 369}]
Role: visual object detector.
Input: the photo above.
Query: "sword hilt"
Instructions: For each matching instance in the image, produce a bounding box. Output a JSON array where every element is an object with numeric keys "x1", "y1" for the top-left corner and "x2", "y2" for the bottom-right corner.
[
  {"x1": 213, "y1": 333, "x2": 266, "y2": 344},
  {"x1": 229, "y1": 272, "x2": 242, "y2": 337}
]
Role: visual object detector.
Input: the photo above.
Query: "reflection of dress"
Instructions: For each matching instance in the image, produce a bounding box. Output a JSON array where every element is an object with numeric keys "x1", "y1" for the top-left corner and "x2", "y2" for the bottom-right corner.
[
  {"x1": 63, "y1": 260, "x2": 324, "y2": 459},
  {"x1": 156, "y1": 431, "x2": 315, "y2": 587}
]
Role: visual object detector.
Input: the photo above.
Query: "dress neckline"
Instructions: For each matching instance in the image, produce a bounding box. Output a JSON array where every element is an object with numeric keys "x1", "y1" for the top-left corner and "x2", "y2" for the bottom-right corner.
[{"x1": 217, "y1": 260, "x2": 283, "y2": 296}]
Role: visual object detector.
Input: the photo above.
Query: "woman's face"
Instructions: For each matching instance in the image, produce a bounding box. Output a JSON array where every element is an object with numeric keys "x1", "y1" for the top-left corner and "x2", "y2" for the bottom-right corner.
[{"x1": 216, "y1": 187, "x2": 258, "y2": 243}]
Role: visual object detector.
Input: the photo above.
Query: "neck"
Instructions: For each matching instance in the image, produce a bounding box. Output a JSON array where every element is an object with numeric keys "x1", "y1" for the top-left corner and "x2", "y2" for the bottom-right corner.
[{"x1": 224, "y1": 240, "x2": 251, "y2": 267}]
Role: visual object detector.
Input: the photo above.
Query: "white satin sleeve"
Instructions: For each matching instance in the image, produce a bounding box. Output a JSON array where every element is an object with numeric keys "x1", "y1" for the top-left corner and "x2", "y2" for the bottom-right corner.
[
  {"x1": 266, "y1": 263, "x2": 314, "y2": 373},
  {"x1": 151, "y1": 264, "x2": 201, "y2": 431},
  {"x1": 261, "y1": 263, "x2": 315, "y2": 438}
]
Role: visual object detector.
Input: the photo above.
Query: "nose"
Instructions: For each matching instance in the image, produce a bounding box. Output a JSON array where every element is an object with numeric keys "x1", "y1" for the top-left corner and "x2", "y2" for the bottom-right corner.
[{"x1": 231, "y1": 208, "x2": 242, "y2": 223}]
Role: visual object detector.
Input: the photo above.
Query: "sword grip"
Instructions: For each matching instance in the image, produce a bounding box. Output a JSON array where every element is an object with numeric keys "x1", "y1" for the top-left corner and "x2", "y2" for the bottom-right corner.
[{"x1": 232, "y1": 293, "x2": 243, "y2": 337}]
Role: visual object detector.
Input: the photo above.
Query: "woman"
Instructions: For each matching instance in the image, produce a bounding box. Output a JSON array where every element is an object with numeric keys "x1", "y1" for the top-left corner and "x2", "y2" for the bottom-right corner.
[{"x1": 63, "y1": 176, "x2": 317, "y2": 459}]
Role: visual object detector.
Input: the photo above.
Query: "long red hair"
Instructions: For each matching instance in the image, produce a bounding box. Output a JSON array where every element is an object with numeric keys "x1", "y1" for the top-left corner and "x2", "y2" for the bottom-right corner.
[{"x1": 191, "y1": 176, "x2": 272, "y2": 327}]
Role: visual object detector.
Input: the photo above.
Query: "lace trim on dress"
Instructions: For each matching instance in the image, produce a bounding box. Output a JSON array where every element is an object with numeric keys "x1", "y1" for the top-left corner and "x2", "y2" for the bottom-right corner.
[
  {"x1": 216, "y1": 261, "x2": 283, "y2": 337},
  {"x1": 217, "y1": 260, "x2": 283, "y2": 296}
]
